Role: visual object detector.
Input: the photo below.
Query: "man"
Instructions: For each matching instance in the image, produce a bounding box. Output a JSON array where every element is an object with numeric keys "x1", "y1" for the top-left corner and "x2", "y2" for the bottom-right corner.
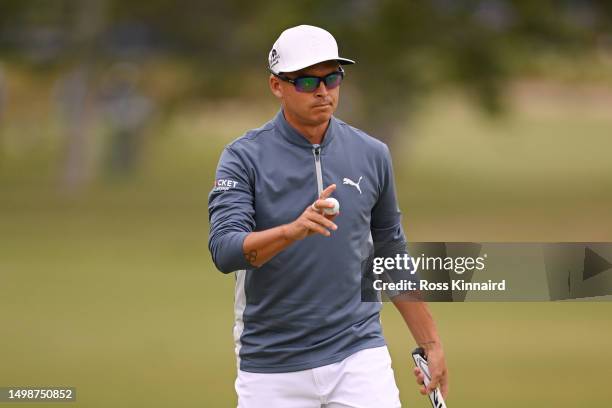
[{"x1": 208, "y1": 25, "x2": 448, "y2": 407}]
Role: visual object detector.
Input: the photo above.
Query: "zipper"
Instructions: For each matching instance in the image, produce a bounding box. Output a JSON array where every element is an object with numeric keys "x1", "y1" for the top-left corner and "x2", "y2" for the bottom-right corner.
[{"x1": 312, "y1": 144, "x2": 323, "y2": 196}]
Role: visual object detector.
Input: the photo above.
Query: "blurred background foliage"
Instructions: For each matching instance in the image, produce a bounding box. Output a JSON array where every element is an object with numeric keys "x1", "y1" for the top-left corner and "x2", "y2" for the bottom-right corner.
[
  {"x1": 2, "y1": 0, "x2": 612, "y2": 134},
  {"x1": 1, "y1": 1, "x2": 612, "y2": 407}
]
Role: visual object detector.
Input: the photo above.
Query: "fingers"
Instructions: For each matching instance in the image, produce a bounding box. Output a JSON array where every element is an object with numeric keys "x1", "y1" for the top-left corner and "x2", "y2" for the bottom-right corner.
[
  {"x1": 307, "y1": 211, "x2": 338, "y2": 232},
  {"x1": 426, "y1": 371, "x2": 442, "y2": 395},
  {"x1": 324, "y1": 213, "x2": 339, "y2": 221},
  {"x1": 413, "y1": 367, "x2": 426, "y2": 395},
  {"x1": 426, "y1": 378, "x2": 439, "y2": 394},
  {"x1": 413, "y1": 367, "x2": 425, "y2": 385},
  {"x1": 440, "y1": 377, "x2": 449, "y2": 400},
  {"x1": 313, "y1": 198, "x2": 334, "y2": 210},
  {"x1": 303, "y1": 188, "x2": 339, "y2": 237},
  {"x1": 427, "y1": 373, "x2": 448, "y2": 399},
  {"x1": 301, "y1": 205, "x2": 338, "y2": 237},
  {"x1": 319, "y1": 184, "x2": 336, "y2": 200},
  {"x1": 414, "y1": 366, "x2": 447, "y2": 398},
  {"x1": 439, "y1": 369, "x2": 449, "y2": 399},
  {"x1": 304, "y1": 220, "x2": 331, "y2": 237}
]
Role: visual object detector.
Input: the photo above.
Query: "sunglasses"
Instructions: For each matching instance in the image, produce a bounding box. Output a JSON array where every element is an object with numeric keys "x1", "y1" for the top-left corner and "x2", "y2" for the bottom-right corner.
[{"x1": 273, "y1": 67, "x2": 345, "y2": 93}]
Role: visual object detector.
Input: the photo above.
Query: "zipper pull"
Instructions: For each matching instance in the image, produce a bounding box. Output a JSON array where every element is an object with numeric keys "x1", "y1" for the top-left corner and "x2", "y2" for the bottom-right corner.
[
  {"x1": 312, "y1": 144, "x2": 323, "y2": 196},
  {"x1": 312, "y1": 144, "x2": 321, "y2": 162},
  {"x1": 313, "y1": 144, "x2": 321, "y2": 161}
]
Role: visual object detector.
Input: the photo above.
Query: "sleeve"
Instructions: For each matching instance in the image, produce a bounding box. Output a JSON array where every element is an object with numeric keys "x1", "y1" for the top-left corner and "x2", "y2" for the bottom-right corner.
[
  {"x1": 208, "y1": 145, "x2": 256, "y2": 273},
  {"x1": 370, "y1": 144, "x2": 416, "y2": 297},
  {"x1": 371, "y1": 144, "x2": 408, "y2": 254}
]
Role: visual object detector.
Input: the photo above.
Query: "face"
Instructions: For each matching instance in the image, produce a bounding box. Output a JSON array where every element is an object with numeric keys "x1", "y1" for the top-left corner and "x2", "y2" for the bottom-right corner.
[{"x1": 269, "y1": 60, "x2": 342, "y2": 127}]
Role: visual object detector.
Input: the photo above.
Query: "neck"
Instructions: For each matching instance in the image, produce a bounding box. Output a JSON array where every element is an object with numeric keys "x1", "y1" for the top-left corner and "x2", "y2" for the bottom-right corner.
[{"x1": 283, "y1": 109, "x2": 329, "y2": 145}]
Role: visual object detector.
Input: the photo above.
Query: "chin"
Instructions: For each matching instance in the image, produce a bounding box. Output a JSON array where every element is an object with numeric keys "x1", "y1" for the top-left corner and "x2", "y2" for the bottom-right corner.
[
  {"x1": 310, "y1": 109, "x2": 333, "y2": 122},
  {"x1": 309, "y1": 113, "x2": 331, "y2": 125}
]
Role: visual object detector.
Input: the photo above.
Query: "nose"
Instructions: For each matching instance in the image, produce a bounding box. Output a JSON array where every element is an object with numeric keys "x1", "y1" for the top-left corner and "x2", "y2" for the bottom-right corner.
[{"x1": 314, "y1": 80, "x2": 329, "y2": 97}]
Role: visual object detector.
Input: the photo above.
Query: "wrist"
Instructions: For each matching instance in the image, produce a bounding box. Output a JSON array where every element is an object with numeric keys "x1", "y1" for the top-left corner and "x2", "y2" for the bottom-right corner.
[
  {"x1": 419, "y1": 340, "x2": 442, "y2": 352},
  {"x1": 280, "y1": 224, "x2": 295, "y2": 242}
]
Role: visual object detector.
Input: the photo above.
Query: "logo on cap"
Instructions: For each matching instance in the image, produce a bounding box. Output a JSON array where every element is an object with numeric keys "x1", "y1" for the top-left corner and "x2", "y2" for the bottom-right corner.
[{"x1": 269, "y1": 49, "x2": 280, "y2": 68}]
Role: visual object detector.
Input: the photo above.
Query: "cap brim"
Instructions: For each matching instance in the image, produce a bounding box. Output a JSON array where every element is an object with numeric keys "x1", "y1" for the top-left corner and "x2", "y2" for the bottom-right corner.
[
  {"x1": 273, "y1": 57, "x2": 356, "y2": 74},
  {"x1": 337, "y1": 57, "x2": 356, "y2": 65}
]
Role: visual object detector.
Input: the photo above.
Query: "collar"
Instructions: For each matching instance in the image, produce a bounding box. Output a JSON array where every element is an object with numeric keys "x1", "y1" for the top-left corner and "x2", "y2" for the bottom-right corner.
[{"x1": 274, "y1": 109, "x2": 337, "y2": 148}]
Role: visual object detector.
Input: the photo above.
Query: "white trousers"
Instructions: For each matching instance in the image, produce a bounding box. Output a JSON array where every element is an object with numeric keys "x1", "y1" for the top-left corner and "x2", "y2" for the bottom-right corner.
[{"x1": 236, "y1": 346, "x2": 401, "y2": 408}]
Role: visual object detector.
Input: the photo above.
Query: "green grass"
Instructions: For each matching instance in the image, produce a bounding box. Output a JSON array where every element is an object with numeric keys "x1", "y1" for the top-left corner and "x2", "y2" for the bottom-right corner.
[
  {"x1": 1, "y1": 86, "x2": 612, "y2": 406},
  {"x1": 396, "y1": 88, "x2": 612, "y2": 241}
]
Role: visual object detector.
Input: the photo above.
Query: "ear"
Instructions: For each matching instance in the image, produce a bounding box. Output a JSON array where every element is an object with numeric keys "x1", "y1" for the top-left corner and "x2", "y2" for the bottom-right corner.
[{"x1": 269, "y1": 74, "x2": 283, "y2": 99}]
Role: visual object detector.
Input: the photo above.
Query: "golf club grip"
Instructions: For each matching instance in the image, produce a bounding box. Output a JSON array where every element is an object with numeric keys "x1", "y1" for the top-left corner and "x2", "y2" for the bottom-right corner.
[{"x1": 411, "y1": 347, "x2": 447, "y2": 408}]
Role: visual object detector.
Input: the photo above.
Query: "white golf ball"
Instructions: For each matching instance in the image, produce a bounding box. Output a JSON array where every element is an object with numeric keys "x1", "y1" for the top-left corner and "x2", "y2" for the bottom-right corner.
[{"x1": 323, "y1": 197, "x2": 340, "y2": 215}]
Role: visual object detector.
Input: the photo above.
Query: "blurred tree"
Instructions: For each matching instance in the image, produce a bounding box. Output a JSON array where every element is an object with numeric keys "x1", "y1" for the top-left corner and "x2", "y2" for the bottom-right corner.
[
  {"x1": 99, "y1": 62, "x2": 153, "y2": 177},
  {"x1": 104, "y1": 0, "x2": 612, "y2": 141},
  {"x1": 58, "y1": 0, "x2": 108, "y2": 192},
  {"x1": 0, "y1": 64, "x2": 6, "y2": 166},
  {"x1": 1, "y1": 0, "x2": 611, "y2": 145}
]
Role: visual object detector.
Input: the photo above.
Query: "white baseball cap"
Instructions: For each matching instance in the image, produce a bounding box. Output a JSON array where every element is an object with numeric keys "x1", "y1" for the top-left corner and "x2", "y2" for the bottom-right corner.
[{"x1": 268, "y1": 25, "x2": 355, "y2": 74}]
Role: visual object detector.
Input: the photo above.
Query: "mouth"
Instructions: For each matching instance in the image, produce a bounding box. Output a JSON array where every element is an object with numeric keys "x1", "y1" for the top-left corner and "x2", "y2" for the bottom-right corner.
[{"x1": 312, "y1": 103, "x2": 331, "y2": 109}]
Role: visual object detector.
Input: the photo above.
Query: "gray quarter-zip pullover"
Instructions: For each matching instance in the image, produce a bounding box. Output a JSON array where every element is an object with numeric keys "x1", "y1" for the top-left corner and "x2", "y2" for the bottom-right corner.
[{"x1": 208, "y1": 109, "x2": 409, "y2": 373}]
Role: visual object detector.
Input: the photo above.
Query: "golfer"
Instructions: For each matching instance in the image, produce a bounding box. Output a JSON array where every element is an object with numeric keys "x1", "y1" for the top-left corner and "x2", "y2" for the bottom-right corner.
[{"x1": 208, "y1": 24, "x2": 448, "y2": 407}]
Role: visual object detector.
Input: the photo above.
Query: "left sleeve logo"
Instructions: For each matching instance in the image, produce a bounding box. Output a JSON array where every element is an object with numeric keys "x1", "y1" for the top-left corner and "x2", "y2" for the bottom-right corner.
[{"x1": 213, "y1": 179, "x2": 239, "y2": 192}]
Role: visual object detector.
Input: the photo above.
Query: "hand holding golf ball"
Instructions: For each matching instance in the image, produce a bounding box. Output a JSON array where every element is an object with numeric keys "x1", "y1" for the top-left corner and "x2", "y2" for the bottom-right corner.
[
  {"x1": 310, "y1": 186, "x2": 340, "y2": 216},
  {"x1": 321, "y1": 197, "x2": 340, "y2": 215},
  {"x1": 283, "y1": 184, "x2": 339, "y2": 241}
]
